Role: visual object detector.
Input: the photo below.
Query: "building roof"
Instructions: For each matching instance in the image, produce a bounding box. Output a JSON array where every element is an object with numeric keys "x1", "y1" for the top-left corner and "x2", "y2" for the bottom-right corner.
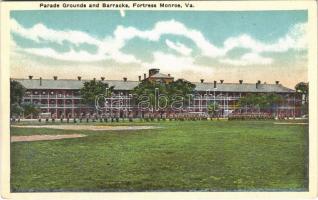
[
  {"x1": 13, "y1": 79, "x2": 295, "y2": 93},
  {"x1": 14, "y1": 79, "x2": 139, "y2": 91},
  {"x1": 149, "y1": 73, "x2": 173, "y2": 79},
  {"x1": 194, "y1": 82, "x2": 295, "y2": 93},
  {"x1": 106, "y1": 80, "x2": 139, "y2": 90}
]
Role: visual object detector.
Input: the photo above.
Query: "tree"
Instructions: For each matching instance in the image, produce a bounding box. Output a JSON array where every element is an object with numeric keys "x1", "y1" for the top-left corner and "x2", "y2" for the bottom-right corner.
[
  {"x1": 10, "y1": 80, "x2": 25, "y2": 105},
  {"x1": 10, "y1": 103, "x2": 24, "y2": 117},
  {"x1": 10, "y1": 80, "x2": 26, "y2": 116},
  {"x1": 295, "y1": 82, "x2": 309, "y2": 115},
  {"x1": 208, "y1": 102, "x2": 219, "y2": 117},
  {"x1": 238, "y1": 93, "x2": 257, "y2": 108},
  {"x1": 167, "y1": 79, "x2": 195, "y2": 96},
  {"x1": 132, "y1": 78, "x2": 196, "y2": 109},
  {"x1": 21, "y1": 102, "x2": 40, "y2": 117},
  {"x1": 132, "y1": 79, "x2": 168, "y2": 108},
  {"x1": 80, "y1": 80, "x2": 113, "y2": 107},
  {"x1": 238, "y1": 93, "x2": 283, "y2": 113},
  {"x1": 295, "y1": 82, "x2": 308, "y2": 102},
  {"x1": 265, "y1": 93, "x2": 283, "y2": 113},
  {"x1": 167, "y1": 79, "x2": 196, "y2": 106}
]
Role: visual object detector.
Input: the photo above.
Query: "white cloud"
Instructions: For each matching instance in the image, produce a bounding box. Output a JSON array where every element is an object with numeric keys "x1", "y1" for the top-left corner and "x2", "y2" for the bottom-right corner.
[
  {"x1": 111, "y1": 20, "x2": 307, "y2": 59},
  {"x1": 23, "y1": 47, "x2": 105, "y2": 62},
  {"x1": 11, "y1": 18, "x2": 307, "y2": 67},
  {"x1": 219, "y1": 52, "x2": 273, "y2": 66},
  {"x1": 217, "y1": 23, "x2": 307, "y2": 66},
  {"x1": 120, "y1": 10, "x2": 126, "y2": 18},
  {"x1": 21, "y1": 47, "x2": 141, "y2": 64},
  {"x1": 11, "y1": 18, "x2": 100, "y2": 46},
  {"x1": 144, "y1": 51, "x2": 212, "y2": 75},
  {"x1": 222, "y1": 23, "x2": 307, "y2": 54},
  {"x1": 112, "y1": 20, "x2": 224, "y2": 57},
  {"x1": 165, "y1": 39, "x2": 192, "y2": 56},
  {"x1": 11, "y1": 18, "x2": 141, "y2": 64}
]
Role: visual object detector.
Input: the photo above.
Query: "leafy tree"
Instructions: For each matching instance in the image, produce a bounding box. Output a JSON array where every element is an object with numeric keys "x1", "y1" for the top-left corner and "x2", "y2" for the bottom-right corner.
[
  {"x1": 208, "y1": 102, "x2": 219, "y2": 117},
  {"x1": 265, "y1": 93, "x2": 283, "y2": 112},
  {"x1": 295, "y1": 82, "x2": 309, "y2": 115},
  {"x1": 167, "y1": 79, "x2": 196, "y2": 106},
  {"x1": 80, "y1": 79, "x2": 113, "y2": 107},
  {"x1": 132, "y1": 79, "x2": 196, "y2": 109},
  {"x1": 10, "y1": 80, "x2": 25, "y2": 105},
  {"x1": 21, "y1": 102, "x2": 40, "y2": 117},
  {"x1": 132, "y1": 79, "x2": 168, "y2": 108},
  {"x1": 238, "y1": 93, "x2": 283, "y2": 112},
  {"x1": 167, "y1": 79, "x2": 195, "y2": 96},
  {"x1": 10, "y1": 80, "x2": 26, "y2": 116},
  {"x1": 238, "y1": 93, "x2": 257, "y2": 108},
  {"x1": 295, "y1": 82, "x2": 308, "y2": 102},
  {"x1": 10, "y1": 103, "x2": 24, "y2": 117},
  {"x1": 295, "y1": 82, "x2": 308, "y2": 94}
]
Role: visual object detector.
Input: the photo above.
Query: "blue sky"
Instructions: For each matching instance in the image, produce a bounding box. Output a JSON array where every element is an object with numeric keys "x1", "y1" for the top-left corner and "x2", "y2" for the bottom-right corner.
[{"x1": 10, "y1": 10, "x2": 308, "y2": 87}]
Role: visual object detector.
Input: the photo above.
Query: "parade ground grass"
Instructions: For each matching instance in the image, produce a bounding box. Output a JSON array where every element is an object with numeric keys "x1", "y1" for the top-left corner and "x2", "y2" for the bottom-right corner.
[{"x1": 10, "y1": 120, "x2": 308, "y2": 192}]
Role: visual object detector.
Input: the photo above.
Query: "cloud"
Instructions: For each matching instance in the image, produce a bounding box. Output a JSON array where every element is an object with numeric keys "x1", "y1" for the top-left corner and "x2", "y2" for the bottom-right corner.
[
  {"x1": 22, "y1": 47, "x2": 105, "y2": 62},
  {"x1": 222, "y1": 23, "x2": 307, "y2": 54},
  {"x1": 112, "y1": 20, "x2": 224, "y2": 57},
  {"x1": 11, "y1": 18, "x2": 141, "y2": 63},
  {"x1": 165, "y1": 39, "x2": 192, "y2": 56},
  {"x1": 219, "y1": 52, "x2": 273, "y2": 66},
  {"x1": 11, "y1": 18, "x2": 100, "y2": 46},
  {"x1": 217, "y1": 23, "x2": 306, "y2": 66},
  {"x1": 144, "y1": 51, "x2": 212, "y2": 74},
  {"x1": 111, "y1": 20, "x2": 307, "y2": 58},
  {"x1": 120, "y1": 10, "x2": 126, "y2": 18},
  {"x1": 11, "y1": 18, "x2": 307, "y2": 67},
  {"x1": 21, "y1": 46, "x2": 141, "y2": 64}
]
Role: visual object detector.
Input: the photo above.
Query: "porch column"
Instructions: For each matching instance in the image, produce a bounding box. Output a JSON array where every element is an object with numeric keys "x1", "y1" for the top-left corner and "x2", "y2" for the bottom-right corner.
[
  {"x1": 63, "y1": 91, "x2": 66, "y2": 117},
  {"x1": 47, "y1": 92, "x2": 50, "y2": 113},
  {"x1": 72, "y1": 91, "x2": 74, "y2": 118}
]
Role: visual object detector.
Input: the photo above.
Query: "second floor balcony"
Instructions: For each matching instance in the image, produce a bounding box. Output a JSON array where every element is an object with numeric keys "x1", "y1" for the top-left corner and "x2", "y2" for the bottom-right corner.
[{"x1": 23, "y1": 94, "x2": 82, "y2": 99}]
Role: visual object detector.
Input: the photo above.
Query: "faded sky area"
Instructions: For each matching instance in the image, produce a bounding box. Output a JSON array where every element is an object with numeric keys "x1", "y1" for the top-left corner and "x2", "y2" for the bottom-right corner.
[{"x1": 10, "y1": 10, "x2": 308, "y2": 88}]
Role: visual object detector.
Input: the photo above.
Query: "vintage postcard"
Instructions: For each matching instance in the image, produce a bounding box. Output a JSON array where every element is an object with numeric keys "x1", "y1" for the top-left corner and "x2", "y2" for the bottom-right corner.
[{"x1": 0, "y1": 1, "x2": 317, "y2": 199}]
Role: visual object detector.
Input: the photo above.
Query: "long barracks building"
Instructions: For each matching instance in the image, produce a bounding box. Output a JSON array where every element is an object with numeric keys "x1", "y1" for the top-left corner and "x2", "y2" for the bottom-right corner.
[{"x1": 13, "y1": 68, "x2": 302, "y2": 118}]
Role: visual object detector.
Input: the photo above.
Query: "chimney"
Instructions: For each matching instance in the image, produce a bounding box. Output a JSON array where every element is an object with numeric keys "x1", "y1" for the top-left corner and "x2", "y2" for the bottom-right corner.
[
  {"x1": 220, "y1": 80, "x2": 224, "y2": 84},
  {"x1": 168, "y1": 74, "x2": 170, "y2": 77},
  {"x1": 200, "y1": 79, "x2": 204, "y2": 83},
  {"x1": 149, "y1": 68, "x2": 160, "y2": 77},
  {"x1": 144, "y1": 73, "x2": 147, "y2": 80},
  {"x1": 53, "y1": 76, "x2": 57, "y2": 80},
  {"x1": 101, "y1": 77, "x2": 105, "y2": 81},
  {"x1": 275, "y1": 81, "x2": 279, "y2": 85},
  {"x1": 256, "y1": 80, "x2": 261, "y2": 89},
  {"x1": 138, "y1": 76, "x2": 141, "y2": 81},
  {"x1": 214, "y1": 80, "x2": 217, "y2": 88},
  {"x1": 123, "y1": 77, "x2": 127, "y2": 82},
  {"x1": 239, "y1": 80, "x2": 243, "y2": 84},
  {"x1": 39, "y1": 77, "x2": 42, "y2": 86},
  {"x1": 77, "y1": 76, "x2": 82, "y2": 81},
  {"x1": 28, "y1": 75, "x2": 33, "y2": 80}
]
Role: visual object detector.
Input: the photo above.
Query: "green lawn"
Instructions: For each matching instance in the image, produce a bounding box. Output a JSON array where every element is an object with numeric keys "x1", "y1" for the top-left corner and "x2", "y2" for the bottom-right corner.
[{"x1": 10, "y1": 120, "x2": 308, "y2": 192}]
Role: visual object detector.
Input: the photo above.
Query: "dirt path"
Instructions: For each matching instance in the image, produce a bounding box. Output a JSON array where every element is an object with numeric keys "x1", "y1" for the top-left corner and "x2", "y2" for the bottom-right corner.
[
  {"x1": 274, "y1": 122, "x2": 308, "y2": 125},
  {"x1": 11, "y1": 125, "x2": 158, "y2": 131},
  {"x1": 11, "y1": 134, "x2": 86, "y2": 142}
]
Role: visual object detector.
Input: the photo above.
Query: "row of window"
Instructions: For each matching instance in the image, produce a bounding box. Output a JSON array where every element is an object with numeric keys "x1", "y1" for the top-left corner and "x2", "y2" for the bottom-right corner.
[{"x1": 26, "y1": 91, "x2": 80, "y2": 95}]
